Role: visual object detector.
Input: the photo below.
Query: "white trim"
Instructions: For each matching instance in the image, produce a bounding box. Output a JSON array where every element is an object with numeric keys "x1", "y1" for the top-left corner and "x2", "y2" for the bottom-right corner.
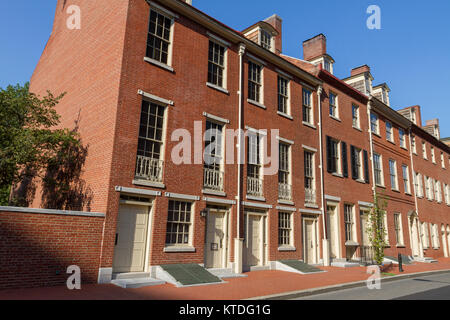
[
  {"x1": 247, "y1": 99, "x2": 267, "y2": 110},
  {"x1": 147, "y1": 1, "x2": 179, "y2": 18},
  {"x1": 242, "y1": 201, "x2": 272, "y2": 209},
  {"x1": 246, "y1": 53, "x2": 267, "y2": 66},
  {"x1": 206, "y1": 31, "x2": 231, "y2": 47},
  {"x1": 245, "y1": 126, "x2": 268, "y2": 136},
  {"x1": 202, "y1": 112, "x2": 230, "y2": 124},
  {"x1": 143, "y1": 57, "x2": 174, "y2": 72},
  {"x1": 115, "y1": 186, "x2": 161, "y2": 197},
  {"x1": 276, "y1": 206, "x2": 297, "y2": 212},
  {"x1": 278, "y1": 246, "x2": 296, "y2": 252},
  {"x1": 275, "y1": 68, "x2": 293, "y2": 80},
  {"x1": 0, "y1": 206, "x2": 105, "y2": 218},
  {"x1": 206, "y1": 82, "x2": 229, "y2": 95},
  {"x1": 358, "y1": 201, "x2": 374, "y2": 208},
  {"x1": 302, "y1": 145, "x2": 317, "y2": 153},
  {"x1": 203, "y1": 197, "x2": 236, "y2": 205},
  {"x1": 277, "y1": 111, "x2": 293, "y2": 120},
  {"x1": 133, "y1": 179, "x2": 166, "y2": 189},
  {"x1": 138, "y1": 89, "x2": 174, "y2": 106},
  {"x1": 299, "y1": 209, "x2": 322, "y2": 215},
  {"x1": 165, "y1": 192, "x2": 200, "y2": 201},
  {"x1": 163, "y1": 246, "x2": 196, "y2": 253},
  {"x1": 276, "y1": 136, "x2": 294, "y2": 145},
  {"x1": 325, "y1": 195, "x2": 341, "y2": 202}
]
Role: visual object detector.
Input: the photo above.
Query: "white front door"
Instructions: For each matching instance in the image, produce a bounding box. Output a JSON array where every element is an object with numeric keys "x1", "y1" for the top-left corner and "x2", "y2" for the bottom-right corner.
[
  {"x1": 442, "y1": 228, "x2": 448, "y2": 258},
  {"x1": 327, "y1": 205, "x2": 340, "y2": 259},
  {"x1": 113, "y1": 204, "x2": 149, "y2": 273},
  {"x1": 243, "y1": 211, "x2": 266, "y2": 269},
  {"x1": 410, "y1": 217, "x2": 420, "y2": 257},
  {"x1": 205, "y1": 208, "x2": 227, "y2": 269},
  {"x1": 304, "y1": 219, "x2": 317, "y2": 264},
  {"x1": 360, "y1": 212, "x2": 370, "y2": 246}
]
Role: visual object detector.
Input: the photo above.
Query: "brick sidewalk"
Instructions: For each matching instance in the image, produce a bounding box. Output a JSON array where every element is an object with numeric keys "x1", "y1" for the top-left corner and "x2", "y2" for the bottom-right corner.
[{"x1": 1, "y1": 258, "x2": 450, "y2": 300}]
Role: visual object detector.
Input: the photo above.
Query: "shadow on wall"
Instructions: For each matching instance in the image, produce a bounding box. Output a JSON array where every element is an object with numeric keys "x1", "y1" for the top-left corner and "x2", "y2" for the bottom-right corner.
[{"x1": 12, "y1": 117, "x2": 93, "y2": 211}]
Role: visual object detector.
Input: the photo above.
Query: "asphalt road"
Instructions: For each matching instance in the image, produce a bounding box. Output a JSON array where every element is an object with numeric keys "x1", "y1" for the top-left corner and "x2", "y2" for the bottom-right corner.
[{"x1": 294, "y1": 272, "x2": 450, "y2": 300}]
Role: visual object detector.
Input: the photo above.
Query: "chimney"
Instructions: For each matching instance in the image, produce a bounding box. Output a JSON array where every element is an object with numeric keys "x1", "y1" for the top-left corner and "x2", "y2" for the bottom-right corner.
[
  {"x1": 303, "y1": 34, "x2": 327, "y2": 61},
  {"x1": 264, "y1": 14, "x2": 282, "y2": 55},
  {"x1": 351, "y1": 65, "x2": 371, "y2": 77}
]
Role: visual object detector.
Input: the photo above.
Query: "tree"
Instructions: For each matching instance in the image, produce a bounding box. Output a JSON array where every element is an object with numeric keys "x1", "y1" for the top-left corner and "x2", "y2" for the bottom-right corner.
[
  {"x1": 367, "y1": 192, "x2": 388, "y2": 265},
  {"x1": 0, "y1": 83, "x2": 79, "y2": 206}
]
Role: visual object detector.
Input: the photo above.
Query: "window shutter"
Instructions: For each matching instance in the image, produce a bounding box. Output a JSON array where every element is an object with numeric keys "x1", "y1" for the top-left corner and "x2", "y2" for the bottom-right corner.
[
  {"x1": 363, "y1": 150, "x2": 370, "y2": 184},
  {"x1": 342, "y1": 141, "x2": 348, "y2": 178},
  {"x1": 326, "y1": 136, "x2": 332, "y2": 173},
  {"x1": 350, "y1": 145, "x2": 357, "y2": 180}
]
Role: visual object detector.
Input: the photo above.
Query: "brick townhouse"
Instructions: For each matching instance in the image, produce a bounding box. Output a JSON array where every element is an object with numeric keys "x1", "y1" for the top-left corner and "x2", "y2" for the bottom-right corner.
[{"x1": 4, "y1": 0, "x2": 448, "y2": 287}]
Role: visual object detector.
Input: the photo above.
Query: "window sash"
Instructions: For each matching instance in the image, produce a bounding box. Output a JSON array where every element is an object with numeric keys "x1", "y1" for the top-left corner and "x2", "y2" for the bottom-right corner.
[
  {"x1": 352, "y1": 105, "x2": 359, "y2": 127},
  {"x1": 278, "y1": 212, "x2": 292, "y2": 246},
  {"x1": 248, "y1": 62, "x2": 262, "y2": 102},
  {"x1": 303, "y1": 89, "x2": 312, "y2": 123},
  {"x1": 344, "y1": 205, "x2": 354, "y2": 241},
  {"x1": 147, "y1": 10, "x2": 172, "y2": 64},
  {"x1": 278, "y1": 76, "x2": 289, "y2": 113},
  {"x1": 304, "y1": 151, "x2": 314, "y2": 189},
  {"x1": 389, "y1": 160, "x2": 397, "y2": 189},
  {"x1": 374, "y1": 154, "x2": 382, "y2": 185},
  {"x1": 166, "y1": 201, "x2": 192, "y2": 245},
  {"x1": 204, "y1": 121, "x2": 223, "y2": 171},
  {"x1": 329, "y1": 93, "x2": 337, "y2": 116},
  {"x1": 138, "y1": 101, "x2": 165, "y2": 160},
  {"x1": 279, "y1": 143, "x2": 290, "y2": 184},
  {"x1": 208, "y1": 41, "x2": 225, "y2": 87}
]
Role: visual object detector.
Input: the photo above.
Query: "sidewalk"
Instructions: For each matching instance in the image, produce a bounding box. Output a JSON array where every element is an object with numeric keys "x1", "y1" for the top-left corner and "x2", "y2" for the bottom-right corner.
[{"x1": 1, "y1": 258, "x2": 450, "y2": 300}]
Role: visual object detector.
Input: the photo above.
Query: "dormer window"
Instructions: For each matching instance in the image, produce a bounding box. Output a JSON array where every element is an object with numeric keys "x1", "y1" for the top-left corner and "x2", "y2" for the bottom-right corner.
[
  {"x1": 260, "y1": 29, "x2": 272, "y2": 51},
  {"x1": 382, "y1": 89, "x2": 387, "y2": 104},
  {"x1": 324, "y1": 58, "x2": 331, "y2": 72}
]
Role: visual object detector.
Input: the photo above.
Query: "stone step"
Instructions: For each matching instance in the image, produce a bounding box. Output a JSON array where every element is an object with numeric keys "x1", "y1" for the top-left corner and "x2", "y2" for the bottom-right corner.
[
  {"x1": 331, "y1": 261, "x2": 361, "y2": 268},
  {"x1": 112, "y1": 272, "x2": 151, "y2": 280},
  {"x1": 111, "y1": 278, "x2": 165, "y2": 289}
]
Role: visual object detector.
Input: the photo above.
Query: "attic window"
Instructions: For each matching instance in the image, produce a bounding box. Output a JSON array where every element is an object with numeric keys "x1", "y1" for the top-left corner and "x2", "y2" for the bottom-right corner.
[
  {"x1": 260, "y1": 29, "x2": 272, "y2": 51},
  {"x1": 382, "y1": 89, "x2": 387, "y2": 104},
  {"x1": 324, "y1": 58, "x2": 331, "y2": 72}
]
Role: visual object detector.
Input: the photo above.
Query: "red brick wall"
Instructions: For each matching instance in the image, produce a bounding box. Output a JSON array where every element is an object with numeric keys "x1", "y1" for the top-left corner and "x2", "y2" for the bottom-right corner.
[{"x1": 0, "y1": 210, "x2": 105, "y2": 289}]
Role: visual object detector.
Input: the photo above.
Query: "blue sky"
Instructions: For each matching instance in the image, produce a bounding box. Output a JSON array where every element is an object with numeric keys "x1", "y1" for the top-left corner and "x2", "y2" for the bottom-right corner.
[{"x1": 1, "y1": 0, "x2": 449, "y2": 137}]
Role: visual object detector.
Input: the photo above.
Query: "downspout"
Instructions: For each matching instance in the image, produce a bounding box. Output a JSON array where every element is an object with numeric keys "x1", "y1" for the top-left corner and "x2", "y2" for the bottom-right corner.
[
  {"x1": 317, "y1": 85, "x2": 329, "y2": 266},
  {"x1": 367, "y1": 99, "x2": 377, "y2": 199},
  {"x1": 408, "y1": 128, "x2": 424, "y2": 258},
  {"x1": 234, "y1": 43, "x2": 246, "y2": 274}
]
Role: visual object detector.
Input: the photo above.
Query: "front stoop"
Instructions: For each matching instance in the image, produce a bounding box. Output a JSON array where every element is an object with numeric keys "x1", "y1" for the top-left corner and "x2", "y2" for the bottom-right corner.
[
  {"x1": 111, "y1": 272, "x2": 165, "y2": 289},
  {"x1": 331, "y1": 259, "x2": 360, "y2": 268},
  {"x1": 207, "y1": 268, "x2": 248, "y2": 279},
  {"x1": 414, "y1": 257, "x2": 438, "y2": 263}
]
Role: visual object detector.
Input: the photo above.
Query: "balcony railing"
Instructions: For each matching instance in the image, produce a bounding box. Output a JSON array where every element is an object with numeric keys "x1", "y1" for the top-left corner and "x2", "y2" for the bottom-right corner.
[
  {"x1": 203, "y1": 168, "x2": 224, "y2": 191},
  {"x1": 305, "y1": 188, "x2": 316, "y2": 204},
  {"x1": 278, "y1": 183, "x2": 292, "y2": 201},
  {"x1": 135, "y1": 155, "x2": 164, "y2": 183},
  {"x1": 247, "y1": 177, "x2": 263, "y2": 197}
]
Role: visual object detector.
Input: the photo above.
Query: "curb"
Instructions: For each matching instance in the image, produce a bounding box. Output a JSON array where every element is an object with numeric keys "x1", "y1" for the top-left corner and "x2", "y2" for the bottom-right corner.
[{"x1": 246, "y1": 268, "x2": 450, "y2": 300}]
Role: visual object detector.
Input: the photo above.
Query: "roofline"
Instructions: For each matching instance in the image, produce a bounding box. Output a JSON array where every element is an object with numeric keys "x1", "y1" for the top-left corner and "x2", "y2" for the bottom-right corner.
[{"x1": 158, "y1": 0, "x2": 321, "y2": 87}]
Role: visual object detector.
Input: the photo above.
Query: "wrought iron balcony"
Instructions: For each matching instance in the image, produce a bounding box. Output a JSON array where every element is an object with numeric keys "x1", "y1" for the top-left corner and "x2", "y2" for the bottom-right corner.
[
  {"x1": 278, "y1": 183, "x2": 292, "y2": 201},
  {"x1": 247, "y1": 176, "x2": 263, "y2": 197},
  {"x1": 203, "y1": 168, "x2": 224, "y2": 191},
  {"x1": 135, "y1": 155, "x2": 164, "y2": 183}
]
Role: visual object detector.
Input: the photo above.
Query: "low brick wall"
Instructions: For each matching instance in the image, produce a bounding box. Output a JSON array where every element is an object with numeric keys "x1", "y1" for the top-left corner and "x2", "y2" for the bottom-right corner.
[{"x1": 0, "y1": 207, "x2": 105, "y2": 289}]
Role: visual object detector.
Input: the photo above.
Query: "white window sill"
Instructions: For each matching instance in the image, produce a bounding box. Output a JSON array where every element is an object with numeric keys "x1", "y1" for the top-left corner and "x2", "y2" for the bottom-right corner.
[
  {"x1": 376, "y1": 184, "x2": 386, "y2": 189},
  {"x1": 352, "y1": 126, "x2": 362, "y2": 132},
  {"x1": 278, "y1": 199, "x2": 295, "y2": 206},
  {"x1": 206, "y1": 82, "x2": 229, "y2": 95},
  {"x1": 329, "y1": 115, "x2": 341, "y2": 122},
  {"x1": 278, "y1": 246, "x2": 296, "y2": 252},
  {"x1": 305, "y1": 203, "x2": 319, "y2": 209},
  {"x1": 391, "y1": 188, "x2": 400, "y2": 193},
  {"x1": 345, "y1": 241, "x2": 359, "y2": 247},
  {"x1": 356, "y1": 179, "x2": 366, "y2": 184},
  {"x1": 372, "y1": 132, "x2": 381, "y2": 138},
  {"x1": 144, "y1": 56, "x2": 174, "y2": 73},
  {"x1": 202, "y1": 189, "x2": 226, "y2": 197},
  {"x1": 332, "y1": 172, "x2": 344, "y2": 178},
  {"x1": 387, "y1": 139, "x2": 395, "y2": 145},
  {"x1": 133, "y1": 179, "x2": 166, "y2": 189},
  {"x1": 400, "y1": 146, "x2": 408, "y2": 150},
  {"x1": 405, "y1": 192, "x2": 412, "y2": 196},
  {"x1": 277, "y1": 111, "x2": 293, "y2": 120},
  {"x1": 164, "y1": 246, "x2": 196, "y2": 253},
  {"x1": 246, "y1": 195, "x2": 266, "y2": 202},
  {"x1": 303, "y1": 121, "x2": 316, "y2": 129},
  {"x1": 396, "y1": 244, "x2": 406, "y2": 248},
  {"x1": 247, "y1": 99, "x2": 266, "y2": 109}
]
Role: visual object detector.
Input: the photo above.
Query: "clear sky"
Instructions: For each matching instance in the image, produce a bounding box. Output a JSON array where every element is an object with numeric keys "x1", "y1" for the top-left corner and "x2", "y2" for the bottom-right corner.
[{"x1": 1, "y1": 0, "x2": 449, "y2": 137}]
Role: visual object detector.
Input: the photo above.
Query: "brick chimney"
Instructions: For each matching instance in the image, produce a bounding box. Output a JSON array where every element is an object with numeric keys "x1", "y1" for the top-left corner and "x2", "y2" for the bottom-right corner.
[
  {"x1": 351, "y1": 65, "x2": 371, "y2": 77},
  {"x1": 264, "y1": 14, "x2": 282, "y2": 55},
  {"x1": 303, "y1": 34, "x2": 327, "y2": 61}
]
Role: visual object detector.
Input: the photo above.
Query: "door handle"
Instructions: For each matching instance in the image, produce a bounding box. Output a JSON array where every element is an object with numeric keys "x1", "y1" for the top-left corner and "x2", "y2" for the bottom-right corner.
[{"x1": 115, "y1": 233, "x2": 119, "y2": 246}]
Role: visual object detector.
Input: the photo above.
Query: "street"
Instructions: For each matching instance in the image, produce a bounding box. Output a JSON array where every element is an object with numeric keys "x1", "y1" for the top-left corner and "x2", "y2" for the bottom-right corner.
[{"x1": 295, "y1": 272, "x2": 450, "y2": 300}]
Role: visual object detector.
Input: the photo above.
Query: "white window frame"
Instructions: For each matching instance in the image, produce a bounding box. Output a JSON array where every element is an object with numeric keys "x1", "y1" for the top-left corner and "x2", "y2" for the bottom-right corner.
[
  {"x1": 277, "y1": 75, "x2": 291, "y2": 116},
  {"x1": 371, "y1": 113, "x2": 379, "y2": 135},
  {"x1": 330, "y1": 138, "x2": 342, "y2": 175},
  {"x1": 278, "y1": 211, "x2": 293, "y2": 247},
  {"x1": 435, "y1": 180, "x2": 442, "y2": 203},
  {"x1": 352, "y1": 104, "x2": 360, "y2": 129},
  {"x1": 248, "y1": 59, "x2": 264, "y2": 105},
  {"x1": 402, "y1": 165, "x2": 411, "y2": 194},
  {"x1": 165, "y1": 200, "x2": 194, "y2": 247},
  {"x1": 441, "y1": 152, "x2": 446, "y2": 169},
  {"x1": 259, "y1": 28, "x2": 273, "y2": 52},
  {"x1": 422, "y1": 142, "x2": 428, "y2": 160},
  {"x1": 302, "y1": 88, "x2": 314, "y2": 126},
  {"x1": 374, "y1": 152, "x2": 384, "y2": 187},
  {"x1": 394, "y1": 213, "x2": 404, "y2": 246},
  {"x1": 329, "y1": 92, "x2": 339, "y2": 120},
  {"x1": 386, "y1": 121, "x2": 394, "y2": 142},
  {"x1": 411, "y1": 135, "x2": 417, "y2": 154},
  {"x1": 399, "y1": 129, "x2": 407, "y2": 149},
  {"x1": 389, "y1": 159, "x2": 398, "y2": 191},
  {"x1": 431, "y1": 147, "x2": 436, "y2": 164},
  {"x1": 206, "y1": 36, "x2": 229, "y2": 91}
]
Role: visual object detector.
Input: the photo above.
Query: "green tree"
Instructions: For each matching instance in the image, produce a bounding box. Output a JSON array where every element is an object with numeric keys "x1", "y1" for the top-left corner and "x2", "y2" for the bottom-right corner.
[
  {"x1": 0, "y1": 83, "x2": 79, "y2": 206},
  {"x1": 367, "y1": 192, "x2": 388, "y2": 265}
]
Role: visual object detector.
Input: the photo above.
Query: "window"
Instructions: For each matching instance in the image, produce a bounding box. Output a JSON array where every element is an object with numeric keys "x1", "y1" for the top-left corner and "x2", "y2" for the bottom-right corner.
[
  {"x1": 402, "y1": 165, "x2": 411, "y2": 194},
  {"x1": 381, "y1": 212, "x2": 389, "y2": 245},
  {"x1": 435, "y1": 181, "x2": 442, "y2": 203},
  {"x1": 422, "y1": 222, "x2": 430, "y2": 249},
  {"x1": 204, "y1": 121, "x2": 224, "y2": 191},
  {"x1": 248, "y1": 61, "x2": 262, "y2": 103},
  {"x1": 394, "y1": 213, "x2": 404, "y2": 246},
  {"x1": 389, "y1": 159, "x2": 398, "y2": 190},
  {"x1": 374, "y1": 153, "x2": 383, "y2": 186},
  {"x1": 431, "y1": 224, "x2": 440, "y2": 248},
  {"x1": 371, "y1": 113, "x2": 379, "y2": 134},
  {"x1": 329, "y1": 92, "x2": 338, "y2": 118},
  {"x1": 278, "y1": 76, "x2": 289, "y2": 114},
  {"x1": 324, "y1": 58, "x2": 331, "y2": 72},
  {"x1": 166, "y1": 201, "x2": 192, "y2": 246},
  {"x1": 399, "y1": 129, "x2": 406, "y2": 148},
  {"x1": 414, "y1": 172, "x2": 424, "y2": 198},
  {"x1": 352, "y1": 105, "x2": 360, "y2": 128},
  {"x1": 350, "y1": 146, "x2": 363, "y2": 180},
  {"x1": 304, "y1": 151, "x2": 315, "y2": 204},
  {"x1": 425, "y1": 176, "x2": 431, "y2": 199},
  {"x1": 279, "y1": 143, "x2": 291, "y2": 200},
  {"x1": 445, "y1": 184, "x2": 450, "y2": 205},
  {"x1": 327, "y1": 137, "x2": 341, "y2": 174},
  {"x1": 278, "y1": 212, "x2": 292, "y2": 246},
  {"x1": 431, "y1": 147, "x2": 436, "y2": 163},
  {"x1": 147, "y1": 9, "x2": 172, "y2": 65},
  {"x1": 302, "y1": 89, "x2": 313, "y2": 124},
  {"x1": 441, "y1": 152, "x2": 445, "y2": 169},
  {"x1": 344, "y1": 204, "x2": 355, "y2": 242},
  {"x1": 386, "y1": 122, "x2": 393, "y2": 142},
  {"x1": 207, "y1": 41, "x2": 226, "y2": 88},
  {"x1": 422, "y1": 142, "x2": 427, "y2": 159},
  {"x1": 411, "y1": 136, "x2": 417, "y2": 154},
  {"x1": 247, "y1": 132, "x2": 263, "y2": 196},
  {"x1": 260, "y1": 29, "x2": 272, "y2": 51}
]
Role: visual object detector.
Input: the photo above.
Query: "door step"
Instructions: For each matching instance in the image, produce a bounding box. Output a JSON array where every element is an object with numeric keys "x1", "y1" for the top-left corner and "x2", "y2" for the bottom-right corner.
[
  {"x1": 207, "y1": 268, "x2": 247, "y2": 279},
  {"x1": 111, "y1": 277, "x2": 165, "y2": 289},
  {"x1": 112, "y1": 272, "x2": 151, "y2": 280},
  {"x1": 331, "y1": 260, "x2": 360, "y2": 268},
  {"x1": 414, "y1": 257, "x2": 438, "y2": 263}
]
